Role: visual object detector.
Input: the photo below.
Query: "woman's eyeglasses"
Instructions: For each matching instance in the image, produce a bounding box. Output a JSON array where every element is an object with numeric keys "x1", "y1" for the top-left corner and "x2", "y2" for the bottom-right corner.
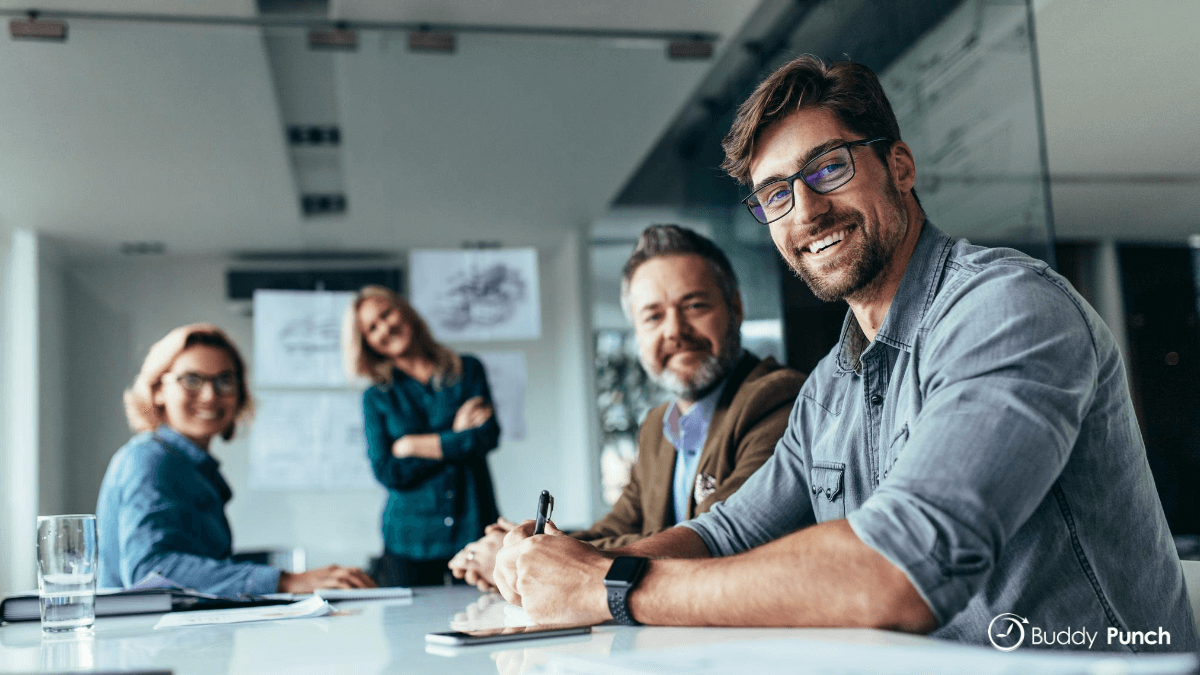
[{"x1": 163, "y1": 371, "x2": 239, "y2": 396}]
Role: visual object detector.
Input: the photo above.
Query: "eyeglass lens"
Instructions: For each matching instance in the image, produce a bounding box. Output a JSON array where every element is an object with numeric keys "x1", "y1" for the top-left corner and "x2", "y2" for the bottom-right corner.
[
  {"x1": 748, "y1": 145, "x2": 856, "y2": 224},
  {"x1": 175, "y1": 372, "x2": 238, "y2": 395}
]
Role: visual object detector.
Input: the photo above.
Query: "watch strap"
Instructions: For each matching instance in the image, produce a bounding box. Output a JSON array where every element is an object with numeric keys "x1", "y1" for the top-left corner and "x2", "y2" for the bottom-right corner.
[{"x1": 604, "y1": 556, "x2": 648, "y2": 626}]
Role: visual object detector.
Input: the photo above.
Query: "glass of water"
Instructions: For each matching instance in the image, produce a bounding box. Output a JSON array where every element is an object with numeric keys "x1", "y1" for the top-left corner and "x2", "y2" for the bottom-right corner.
[{"x1": 36, "y1": 514, "x2": 98, "y2": 633}]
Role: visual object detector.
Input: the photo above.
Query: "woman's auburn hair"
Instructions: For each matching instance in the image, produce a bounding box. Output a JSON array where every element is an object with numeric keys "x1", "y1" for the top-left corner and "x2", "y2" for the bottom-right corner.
[
  {"x1": 123, "y1": 323, "x2": 254, "y2": 442},
  {"x1": 342, "y1": 285, "x2": 462, "y2": 386}
]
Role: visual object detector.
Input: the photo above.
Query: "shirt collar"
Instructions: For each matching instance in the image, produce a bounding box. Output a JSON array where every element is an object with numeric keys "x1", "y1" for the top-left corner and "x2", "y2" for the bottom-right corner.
[
  {"x1": 154, "y1": 425, "x2": 217, "y2": 470},
  {"x1": 836, "y1": 221, "x2": 955, "y2": 372},
  {"x1": 663, "y1": 377, "x2": 728, "y2": 449}
]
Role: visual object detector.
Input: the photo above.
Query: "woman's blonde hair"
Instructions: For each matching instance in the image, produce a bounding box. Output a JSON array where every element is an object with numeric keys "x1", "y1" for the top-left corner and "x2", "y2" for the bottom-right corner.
[
  {"x1": 342, "y1": 285, "x2": 461, "y2": 386},
  {"x1": 123, "y1": 324, "x2": 254, "y2": 442}
]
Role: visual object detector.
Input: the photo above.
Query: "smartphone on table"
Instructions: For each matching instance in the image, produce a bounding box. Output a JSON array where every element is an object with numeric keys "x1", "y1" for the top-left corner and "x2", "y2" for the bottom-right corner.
[{"x1": 425, "y1": 623, "x2": 590, "y2": 646}]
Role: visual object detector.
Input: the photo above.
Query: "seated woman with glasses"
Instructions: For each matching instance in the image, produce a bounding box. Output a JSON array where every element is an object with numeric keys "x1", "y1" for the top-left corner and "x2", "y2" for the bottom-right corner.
[
  {"x1": 344, "y1": 286, "x2": 500, "y2": 587},
  {"x1": 96, "y1": 324, "x2": 375, "y2": 596}
]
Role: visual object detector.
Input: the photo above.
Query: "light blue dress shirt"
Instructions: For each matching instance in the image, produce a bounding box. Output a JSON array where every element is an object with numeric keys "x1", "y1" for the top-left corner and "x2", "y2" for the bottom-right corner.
[
  {"x1": 662, "y1": 380, "x2": 727, "y2": 525},
  {"x1": 683, "y1": 223, "x2": 1198, "y2": 651}
]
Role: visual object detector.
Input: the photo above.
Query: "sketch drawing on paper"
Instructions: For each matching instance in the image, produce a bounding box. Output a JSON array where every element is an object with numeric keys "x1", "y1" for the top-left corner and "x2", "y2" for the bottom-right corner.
[
  {"x1": 278, "y1": 316, "x2": 341, "y2": 356},
  {"x1": 435, "y1": 263, "x2": 527, "y2": 331},
  {"x1": 409, "y1": 248, "x2": 541, "y2": 341}
]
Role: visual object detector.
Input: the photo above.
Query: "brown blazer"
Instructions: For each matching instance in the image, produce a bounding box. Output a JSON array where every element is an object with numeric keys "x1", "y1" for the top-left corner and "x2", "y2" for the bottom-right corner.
[{"x1": 573, "y1": 352, "x2": 805, "y2": 549}]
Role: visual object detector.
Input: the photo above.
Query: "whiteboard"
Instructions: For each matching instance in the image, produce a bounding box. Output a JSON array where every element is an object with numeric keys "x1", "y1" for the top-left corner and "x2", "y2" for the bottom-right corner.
[
  {"x1": 248, "y1": 391, "x2": 377, "y2": 490},
  {"x1": 253, "y1": 289, "x2": 356, "y2": 387},
  {"x1": 474, "y1": 351, "x2": 528, "y2": 443}
]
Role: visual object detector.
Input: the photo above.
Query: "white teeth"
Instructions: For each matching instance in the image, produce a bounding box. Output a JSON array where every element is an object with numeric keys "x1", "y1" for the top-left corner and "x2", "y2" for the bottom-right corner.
[{"x1": 808, "y1": 230, "x2": 847, "y2": 253}]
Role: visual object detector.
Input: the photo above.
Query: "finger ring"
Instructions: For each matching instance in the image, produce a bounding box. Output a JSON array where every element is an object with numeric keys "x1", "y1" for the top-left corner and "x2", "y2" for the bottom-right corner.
[{"x1": 466, "y1": 551, "x2": 476, "y2": 561}]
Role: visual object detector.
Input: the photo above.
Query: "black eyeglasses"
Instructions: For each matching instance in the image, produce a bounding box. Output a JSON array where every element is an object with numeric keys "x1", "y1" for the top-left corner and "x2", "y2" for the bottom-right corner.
[
  {"x1": 741, "y1": 137, "x2": 890, "y2": 225},
  {"x1": 163, "y1": 371, "x2": 239, "y2": 396}
]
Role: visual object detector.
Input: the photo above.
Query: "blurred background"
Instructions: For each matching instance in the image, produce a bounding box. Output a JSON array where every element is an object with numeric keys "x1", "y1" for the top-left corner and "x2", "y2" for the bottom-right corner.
[{"x1": 1, "y1": 0, "x2": 1197, "y2": 594}]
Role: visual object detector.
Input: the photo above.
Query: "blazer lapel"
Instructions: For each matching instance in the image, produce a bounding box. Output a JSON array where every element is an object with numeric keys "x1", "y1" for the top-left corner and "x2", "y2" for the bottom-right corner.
[{"x1": 687, "y1": 352, "x2": 763, "y2": 519}]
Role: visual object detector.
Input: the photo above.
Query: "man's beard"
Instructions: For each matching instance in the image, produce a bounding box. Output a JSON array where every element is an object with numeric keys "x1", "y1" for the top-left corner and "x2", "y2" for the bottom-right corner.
[
  {"x1": 643, "y1": 321, "x2": 742, "y2": 403},
  {"x1": 783, "y1": 180, "x2": 908, "y2": 302}
]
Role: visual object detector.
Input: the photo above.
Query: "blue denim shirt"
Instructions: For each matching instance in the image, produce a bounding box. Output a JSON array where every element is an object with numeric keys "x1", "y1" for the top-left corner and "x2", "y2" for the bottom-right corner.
[
  {"x1": 684, "y1": 223, "x2": 1198, "y2": 652},
  {"x1": 663, "y1": 380, "x2": 727, "y2": 525},
  {"x1": 96, "y1": 426, "x2": 280, "y2": 596},
  {"x1": 363, "y1": 354, "x2": 500, "y2": 561}
]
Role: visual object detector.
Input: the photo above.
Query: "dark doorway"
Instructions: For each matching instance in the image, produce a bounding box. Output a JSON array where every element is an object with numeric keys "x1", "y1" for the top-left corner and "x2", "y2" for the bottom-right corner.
[{"x1": 1120, "y1": 244, "x2": 1200, "y2": 535}]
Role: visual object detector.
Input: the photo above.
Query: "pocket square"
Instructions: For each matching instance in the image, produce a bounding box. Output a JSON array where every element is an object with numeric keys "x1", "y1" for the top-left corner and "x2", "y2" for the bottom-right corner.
[{"x1": 693, "y1": 472, "x2": 717, "y2": 506}]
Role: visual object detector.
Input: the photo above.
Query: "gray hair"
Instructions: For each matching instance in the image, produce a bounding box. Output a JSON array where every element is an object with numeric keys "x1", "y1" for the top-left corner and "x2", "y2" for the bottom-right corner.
[{"x1": 619, "y1": 225, "x2": 741, "y2": 318}]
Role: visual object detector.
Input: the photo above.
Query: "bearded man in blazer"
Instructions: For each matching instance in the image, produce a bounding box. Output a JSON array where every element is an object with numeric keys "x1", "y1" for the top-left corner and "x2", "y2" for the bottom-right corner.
[{"x1": 449, "y1": 224, "x2": 804, "y2": 589}]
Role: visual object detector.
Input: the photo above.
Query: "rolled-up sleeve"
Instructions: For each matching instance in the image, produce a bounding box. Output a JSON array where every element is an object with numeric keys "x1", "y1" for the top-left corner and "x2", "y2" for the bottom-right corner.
[
  {"x1": 846, "y1": 265, "x2": 1097, "y2": 626},
  {"x1": 438, "y1": 358, "x2": 501, "y2": 461},
  {"x1": 363, "y1": 389, "x2": 443, "y2": 490}
]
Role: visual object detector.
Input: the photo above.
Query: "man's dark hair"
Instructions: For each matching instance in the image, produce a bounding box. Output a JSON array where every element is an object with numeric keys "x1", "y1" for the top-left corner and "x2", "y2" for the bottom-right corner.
[
  {"x1": 620, "y1": 225, "x2": 740, "y2": 316},
  {"x1": 721, "y1": 55, "x2": 906, "y2": 188}
]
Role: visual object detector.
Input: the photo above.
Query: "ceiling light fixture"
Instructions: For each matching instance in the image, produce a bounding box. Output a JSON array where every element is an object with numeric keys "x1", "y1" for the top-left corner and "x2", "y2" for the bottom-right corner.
[
  {"x1": 667, "y1": 39, "x2": 713, "y2": 60},
  {"x1": 408, "y1": 27, "x2": 454, "y2": 53},
  {"x1": 9, "y1": 11, "x2": 66, "y2": 41},
  {"x1": 308, "y1": 23, "x2": 356, "y2": 51}
]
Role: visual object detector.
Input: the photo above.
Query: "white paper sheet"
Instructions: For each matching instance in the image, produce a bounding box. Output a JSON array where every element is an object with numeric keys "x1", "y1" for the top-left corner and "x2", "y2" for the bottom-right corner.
[
  {"x1": 474, "y1": 351, "x2": 527, "y2": 442},
  {"x1": 409, "y1": 248, "x2": 541, "y2": 341},
  {"x1": 153, "y1": 596, "x2": 333, "y2": 629},
  {"x1": 248, "y1": 391, "x2": 377, "y2": 490},
  {"x1": 253, "y1": 290, "x2": 356, "y2": 387},
  {"x1": 315, "y1": 587, "x2": 412, "y2": 602},
  {"x1": 542, "y1": 637, "x2": 1199, "y2": 675}
]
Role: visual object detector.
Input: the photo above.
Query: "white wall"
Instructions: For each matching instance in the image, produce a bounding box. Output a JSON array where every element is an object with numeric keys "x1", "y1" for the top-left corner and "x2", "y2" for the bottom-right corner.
[
  {"x1": 55, "y1": 232, "x2": 595, "y2": 573},
  {"x1": 1, "y1": 231, "x2": 41, "y2": 596}
]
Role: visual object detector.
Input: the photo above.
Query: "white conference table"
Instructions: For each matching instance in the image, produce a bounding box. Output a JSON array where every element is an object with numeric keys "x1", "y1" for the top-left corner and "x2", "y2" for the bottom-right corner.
[{"x1": 0, "y1": 585, "x2": 934, "y2": 674}]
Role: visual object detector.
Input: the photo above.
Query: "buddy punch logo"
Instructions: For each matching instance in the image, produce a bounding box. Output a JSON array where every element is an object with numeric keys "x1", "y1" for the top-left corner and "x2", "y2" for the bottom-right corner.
[
  {"x1": 988, "y1": 614, "x2": 1172, "y2": 651},
  {"x1": 988, "y1": 613, "x2": 1028, "y2": 651}
]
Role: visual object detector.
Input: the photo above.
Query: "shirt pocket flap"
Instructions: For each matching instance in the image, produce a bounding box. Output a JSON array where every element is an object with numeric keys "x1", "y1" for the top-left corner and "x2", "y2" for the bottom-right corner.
[{"x1": 810, "y1": 462, "x2": 845, "y2": 502}]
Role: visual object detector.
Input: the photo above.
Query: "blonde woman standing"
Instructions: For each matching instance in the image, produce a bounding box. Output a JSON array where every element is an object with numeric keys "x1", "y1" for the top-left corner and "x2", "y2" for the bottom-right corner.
[
  {"x1": 345, "y1": 286, "x2": 500, "y2": 586},
  {"x1": 97, "y1": 324, "x2": 374, "y2": 596}
]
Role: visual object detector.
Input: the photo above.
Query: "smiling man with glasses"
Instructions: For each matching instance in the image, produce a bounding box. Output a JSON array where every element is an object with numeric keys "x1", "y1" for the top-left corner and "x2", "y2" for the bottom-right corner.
[{"x1": 493, "y1": 55, "x2": 1198, "y2": 651}]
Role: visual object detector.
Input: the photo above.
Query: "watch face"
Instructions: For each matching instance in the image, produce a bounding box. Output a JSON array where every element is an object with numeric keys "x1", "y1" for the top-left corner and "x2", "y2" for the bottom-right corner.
[{"x1": 605, "y1": 556, "x2": 646, "y2": 584}]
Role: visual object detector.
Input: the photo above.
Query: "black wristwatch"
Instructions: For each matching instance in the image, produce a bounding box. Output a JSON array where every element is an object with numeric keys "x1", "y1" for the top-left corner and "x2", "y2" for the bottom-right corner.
[{"x1": 603, "y1": 556, "x2": 649, "y2": 626}]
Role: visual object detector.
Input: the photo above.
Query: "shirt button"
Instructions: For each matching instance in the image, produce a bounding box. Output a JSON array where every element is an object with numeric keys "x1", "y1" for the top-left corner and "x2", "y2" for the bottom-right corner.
[
  {"x1": 445, "y1": 490, "x2": 453, "y2": 498},
  {"x1": 444, "y1": 517, "x2": 454, "y2": 527},
  {"x1": 825, "y1": 488, "x2": 833, "y2": 499},
  {"x1": 870, "y1": 394, "x2": 883, "y2": 405}
]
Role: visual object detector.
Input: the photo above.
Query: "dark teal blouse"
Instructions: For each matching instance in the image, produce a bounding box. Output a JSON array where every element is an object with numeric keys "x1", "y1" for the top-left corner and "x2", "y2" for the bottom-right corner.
[{"x1": 362, "y1": 355, "x2": 500, "y2": 561}]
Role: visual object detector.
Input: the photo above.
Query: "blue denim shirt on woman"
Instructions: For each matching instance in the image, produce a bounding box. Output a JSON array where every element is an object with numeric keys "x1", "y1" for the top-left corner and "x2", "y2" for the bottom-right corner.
[
  {"x1": 683, "y1": 223, "x2": 1198, "y2": 652},
  {"x1": 363, "y1": 354, "x2": 500, "y2": 561},
  {"x1": 96, "y1": 426, "x2": 280, "y2": 596}
]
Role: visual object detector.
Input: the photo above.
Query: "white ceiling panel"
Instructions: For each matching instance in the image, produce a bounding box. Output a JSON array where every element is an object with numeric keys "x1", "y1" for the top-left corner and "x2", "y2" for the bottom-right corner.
[
  {"x1": 331, "y1": 0, "x2": 758, "y2": 35},
  {"x1": 327, "y1": 30, "x2": 720, "y2": 250},
  {"x1": 0, "y1": 22, "x2": 300, "y2": 253}
]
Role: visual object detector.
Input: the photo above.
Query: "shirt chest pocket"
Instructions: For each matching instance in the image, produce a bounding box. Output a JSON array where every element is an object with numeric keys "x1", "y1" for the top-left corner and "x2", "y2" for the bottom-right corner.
[{"x1": 809, "y1": 462, "x2": 846, "y2": 521}]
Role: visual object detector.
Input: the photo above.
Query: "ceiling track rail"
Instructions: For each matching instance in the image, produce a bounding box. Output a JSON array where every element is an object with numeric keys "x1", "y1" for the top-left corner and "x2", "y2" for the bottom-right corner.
[{"x1": 0, "y1": 8, "x2": 720, "y2": 42}]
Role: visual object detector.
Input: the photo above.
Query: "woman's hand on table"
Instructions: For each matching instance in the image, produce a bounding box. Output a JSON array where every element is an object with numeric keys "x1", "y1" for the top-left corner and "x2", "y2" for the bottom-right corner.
[
  {"x1": 448, "y1": 519, "x2": 515, "y2": 591},
  {"x1": 278, "y1": 565, "x2": 377, "y2": 593}
]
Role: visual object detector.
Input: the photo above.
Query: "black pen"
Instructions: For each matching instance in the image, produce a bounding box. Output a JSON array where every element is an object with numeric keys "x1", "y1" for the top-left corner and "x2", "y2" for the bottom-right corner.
[{"x1": 533, "y1": 490, "x2": 554, "y2": 535}]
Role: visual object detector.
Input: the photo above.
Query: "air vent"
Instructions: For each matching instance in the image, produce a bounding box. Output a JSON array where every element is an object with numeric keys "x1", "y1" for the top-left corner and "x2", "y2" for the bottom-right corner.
[
  {"x1": 287, "y1": 125, "x2": 340, "y2": 146},
  {"x1": 226, "y1": 268, "x2": 402, "y2": 301},
  {"x1": 301, "y1": 193, "x2": 347, "y2": 216}
]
